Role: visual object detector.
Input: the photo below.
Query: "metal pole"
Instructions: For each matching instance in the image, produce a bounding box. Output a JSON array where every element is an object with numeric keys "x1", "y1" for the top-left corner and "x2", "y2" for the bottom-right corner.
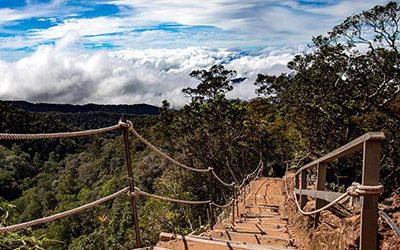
[{"x1": 121, "y1": 115, "x2": 142, "y2": 248}]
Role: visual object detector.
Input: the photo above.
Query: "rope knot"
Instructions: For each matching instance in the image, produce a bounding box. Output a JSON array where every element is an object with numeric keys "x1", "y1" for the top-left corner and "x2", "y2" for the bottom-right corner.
[
  {"x1": 118, "y1": 120, "x2": 129, "y2": 128},
  {"x1": 128, "y1": 187, "x2": 141, "y2": 197},
  {"x1": 346, "y1": 182, "x2": 384, "y2": 197}
]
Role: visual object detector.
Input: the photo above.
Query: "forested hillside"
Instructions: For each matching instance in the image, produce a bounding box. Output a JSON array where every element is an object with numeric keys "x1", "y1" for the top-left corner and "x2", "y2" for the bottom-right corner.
[
  {"x1": 4, "y1": 101, "x2": 160, "y2": 116},
  {"x1": 0, "y1": 2, "x2": 399, "y2": 249}
]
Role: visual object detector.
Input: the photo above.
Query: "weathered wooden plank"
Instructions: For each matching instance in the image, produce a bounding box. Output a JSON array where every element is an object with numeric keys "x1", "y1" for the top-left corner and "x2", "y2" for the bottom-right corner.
[
  {"x1": 294, "y1": 189, "x2": 343, "y2": 203},
  {"x1": 300, "y1": 171, "x2": 307, "y2": 208},
  {"x1": 314, "y1": 163, "x2": 327, "y2": 227},
  {"x1": 360, "y1": 140, "x2": 381, "y2": 250},
  {"x1": 158, "y1": 232, "x2": 296, "y2": 250},
  {"x1": 295, "y1": 132, "x2": 385, "y2": 175}
]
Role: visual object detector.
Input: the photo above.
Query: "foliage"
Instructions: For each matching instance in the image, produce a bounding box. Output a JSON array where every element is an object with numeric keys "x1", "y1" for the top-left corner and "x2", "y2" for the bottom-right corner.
[{"x1": 255, "y1": 1, "x2": 400, "y2": 190}]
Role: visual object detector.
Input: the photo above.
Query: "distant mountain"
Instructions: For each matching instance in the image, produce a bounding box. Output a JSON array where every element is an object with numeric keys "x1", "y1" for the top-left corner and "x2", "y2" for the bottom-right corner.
[{"x1": 4, "y1": 100, "x2": 160, "y2": 115}]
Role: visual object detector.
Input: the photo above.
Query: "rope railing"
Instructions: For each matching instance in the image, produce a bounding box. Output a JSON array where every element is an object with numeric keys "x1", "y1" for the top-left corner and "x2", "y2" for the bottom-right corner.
[
  {"x1": 238, "y1": 161, "x2": 263, "y2": 189},
  {"x1": 0, "y1": 118, "x2": 266, "y2": 242},
  {"x1": 132, "y1": 187, "x2": 211, "y2": 205},
  {"x1": 0, "y1": 187, "x2": 129, "y2": 234},
  {"x1": 0, "y1": 123, "x2": 123, "y2": 140},
  {"x1": 127, "y1": 122, "x2": 209, "y2": 173},
  {"x1": 210, "y1": 168, "x2": 235, "y2": 187},
  {"x1": 291, "y1": 182, "x2": 384, "y2": 216},
  {"x1": 211, "y1": 199, "x2": 235, "y2": 208}
]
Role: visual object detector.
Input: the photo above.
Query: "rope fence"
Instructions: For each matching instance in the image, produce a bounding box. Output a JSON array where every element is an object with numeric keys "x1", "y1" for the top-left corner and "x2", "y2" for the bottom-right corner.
[
  {"x1": 0, "y1": 118, "x2": 266, "y2": 243},
  {"x1": 211, "y1": 199, "x2": 235, "y2": 208},
  {"x1": 132, "y1": 187, "x2": 211, "y2": 205},
  {"x1": 210, "y1": 168, "x2": 235, "y2": 187},
  {"x1": 0, "y1": 124, "x2": 122, "y2": 140},
  {"x1": 292, "y1": 182, "x2": 383, "y2": 216},
  {"x1": 127, "y1": 122, "x2": 209, "y2": 173},
  {"x1": 0, "y1": 187, "x2": 129, "y2": 234}
]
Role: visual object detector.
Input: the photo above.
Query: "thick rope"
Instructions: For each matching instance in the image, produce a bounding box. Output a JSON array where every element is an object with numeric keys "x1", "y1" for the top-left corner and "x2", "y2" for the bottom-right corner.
[
  {"x1": 346, "y1": 182, "x2": 384, "y2": 197},
  {"x1": 292, "y1": 182, "x2": 384, "y2": 215},
  {"x1": 0, "y1": 123, "x2": 122, "y2": 140},
  {"x1": 132, "y1": 187, "x2": 211, "y2": 205},
  {"x1": 210, "y1": 168, "x2": 235, "y2": 187},
  {"x1": 127, "y1": 122, "x2": 209, "y2": 173},
  {"x1": 238, "y1": 161, "x2": 263, "y2": 189},
  {"x1": 0, "y1": 187, "x2": 129, "y2": 234},
  {"x1": 211, "y1": 199, "x2": 235, "y2": 208}
]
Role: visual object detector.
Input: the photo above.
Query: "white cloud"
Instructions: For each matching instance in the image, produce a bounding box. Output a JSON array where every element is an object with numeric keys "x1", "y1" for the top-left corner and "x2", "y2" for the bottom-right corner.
[
  {"x1": 0, "y1": 34, "x2": 296, "y2": 106},
  {"x1": 0, "y1": 0, "x2": 389, "y2": 55},
  {"x1": 0, "y1": 0, "x2": 76, "y2": 25}
]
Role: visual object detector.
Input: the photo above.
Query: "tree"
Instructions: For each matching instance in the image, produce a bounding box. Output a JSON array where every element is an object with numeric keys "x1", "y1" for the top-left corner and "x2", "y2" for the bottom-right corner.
[
  {"x1": 255, "y1": 1, "x2": 400, "y2": 192},
  {"x1": 183, "y1": 65, "x2": 236, "y2": 101}
]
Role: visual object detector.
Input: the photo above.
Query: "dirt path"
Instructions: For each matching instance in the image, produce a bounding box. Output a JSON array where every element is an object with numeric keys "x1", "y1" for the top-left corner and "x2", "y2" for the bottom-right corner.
[{"x1": 155, "y1": 177, "x2": 296, "y2": 250}]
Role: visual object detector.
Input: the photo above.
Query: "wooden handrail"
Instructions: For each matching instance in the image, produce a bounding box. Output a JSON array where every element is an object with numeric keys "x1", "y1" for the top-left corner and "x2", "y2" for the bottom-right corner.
[
  {"x1": 293, "y1": 131, "x2": 385, "y2": 250},
  {"x1": 295, "y1": 132, "x2": 385, "y2": 175}
]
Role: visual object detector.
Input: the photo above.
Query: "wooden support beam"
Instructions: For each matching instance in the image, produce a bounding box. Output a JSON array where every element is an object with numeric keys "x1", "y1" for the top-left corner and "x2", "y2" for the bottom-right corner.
[
  {"x1": 294, "y1": 189, "x2": 343, "y2": 202},
  {"x1": 295, "y1": 132, "x2": 385, "y2": 175},
  {"x1": 314, "y1": 163, "x2": 327, "y2": 227},
  {"x1": 121, "y1": 115, "x2": 142, "y2": 248},
  {"x1": 360, "y1": 140, "x2": 381, "y2": 250},
  {"x1": 300, "y1": 171, "x2": 307, "y2": 208}
]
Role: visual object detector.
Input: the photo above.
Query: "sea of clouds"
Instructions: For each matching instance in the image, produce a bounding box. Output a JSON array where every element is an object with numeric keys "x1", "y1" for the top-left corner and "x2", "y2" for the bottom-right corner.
[{"x1": 0, "y1": 32, "x2": 297, "y2": 106}]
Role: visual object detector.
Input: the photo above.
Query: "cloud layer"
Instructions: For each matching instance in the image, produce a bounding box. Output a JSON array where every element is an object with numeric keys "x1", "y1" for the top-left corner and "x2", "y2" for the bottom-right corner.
[{"x1": 0, "y1": 34, "x2": 295, "y2": 106}]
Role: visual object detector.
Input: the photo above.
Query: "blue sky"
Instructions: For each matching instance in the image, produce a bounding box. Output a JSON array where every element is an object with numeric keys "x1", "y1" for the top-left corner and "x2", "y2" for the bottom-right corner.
[
  {"x1": 0, "y1": 0, "x2": 388, "y2": 58},
  {"x1": 0, "y1": 0, "x2": 390, "y2": 105}
]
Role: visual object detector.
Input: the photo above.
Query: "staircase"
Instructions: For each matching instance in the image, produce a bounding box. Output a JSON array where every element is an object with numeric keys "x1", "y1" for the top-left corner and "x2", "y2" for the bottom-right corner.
[{"x1": 154, "y1": 177, "x2": 296, "y2": 250}]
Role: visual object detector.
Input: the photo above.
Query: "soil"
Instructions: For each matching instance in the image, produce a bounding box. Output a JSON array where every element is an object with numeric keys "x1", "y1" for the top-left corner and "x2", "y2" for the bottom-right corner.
[{"x1": 283, "y1": 172, "x2": 400, "y2": 250}]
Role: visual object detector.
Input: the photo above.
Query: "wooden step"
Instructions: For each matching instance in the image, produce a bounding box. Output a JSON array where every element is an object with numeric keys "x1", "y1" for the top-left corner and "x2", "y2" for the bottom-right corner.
[
  {"x1": 226, "y1": 224, "x2": 288, "y2": 234},
  {"x1": 157, "y1": 232, "x2": 295, "y2": 250},
  {"x1": 206, "y1": 230, "x2": 294, "y2": 248}
]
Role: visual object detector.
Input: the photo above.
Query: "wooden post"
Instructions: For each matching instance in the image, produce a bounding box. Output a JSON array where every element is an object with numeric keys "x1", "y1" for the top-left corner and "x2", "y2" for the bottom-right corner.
[
  {"x1": 121, "y1": 115, "x2": 142, "y2": 248},
  {"x1": 300, "y1": 171, "x2": 307, "y2": 208},
  {"x1": 232, "y1": 184, "x2": 236, "y2": 225},
  {"x1": 360, "y1": 140, "x2": 381, "y2": 250},
  {"x1": 235, "y1": 186, "x2": 239, "y2": 218},
  {"x1": 209, "y1": 168, "x2": 215, "y2": 229},
  {"x1": 314, "y1": 163, "x2": 327, "y2": 227},
  {"x1": 295, "y1": 174, "x2": 299, "y2": 202}
]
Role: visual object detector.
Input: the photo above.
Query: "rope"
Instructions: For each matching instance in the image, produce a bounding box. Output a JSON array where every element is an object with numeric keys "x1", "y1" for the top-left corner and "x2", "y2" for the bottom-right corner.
[
  {"x1": 238, "y1": 161, "x2": 264, "y2": 189},
  {"x1": 346, "y1": 182, "x2": 384, "y2": 197},
  {"x1": 210, "y1": 168, "x2": 235, "y2": 187},
  {"x1": 0, "y1": 123, "x2": 123, "y2": 140},
  {"x1": 0, "y1": 187, "x2": 129, "y2": 234},
  {"x1": 127, "y1": 122, "x2": 209, "y2": 173},
  {"x1": 283, "y1": 175, "x2": 294, "y2": 201},
  {"x1": 132, "y1": 187, "x2": 211, "y2": 205},
  {"x1": 379, "y1": 210, "x2": 400, "y2": 238},
  {"x1": 211, "y1": 199, "x2": 235, "y2": 208},
  {"x1": 292, "y1": 182, "x2": 384, "y2": 215}
]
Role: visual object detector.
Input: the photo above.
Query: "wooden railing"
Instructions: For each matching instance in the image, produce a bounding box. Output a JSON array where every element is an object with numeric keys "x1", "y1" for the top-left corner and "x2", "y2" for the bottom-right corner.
[{"x1": 294, "y1": 132, "x2": 385, "y2": 250}]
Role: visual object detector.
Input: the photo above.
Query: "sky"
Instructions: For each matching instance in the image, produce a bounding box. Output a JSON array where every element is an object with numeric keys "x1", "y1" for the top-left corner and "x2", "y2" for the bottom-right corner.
[{"x1": 0, "y1": 0, "x2": 390, "y2": 106}]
